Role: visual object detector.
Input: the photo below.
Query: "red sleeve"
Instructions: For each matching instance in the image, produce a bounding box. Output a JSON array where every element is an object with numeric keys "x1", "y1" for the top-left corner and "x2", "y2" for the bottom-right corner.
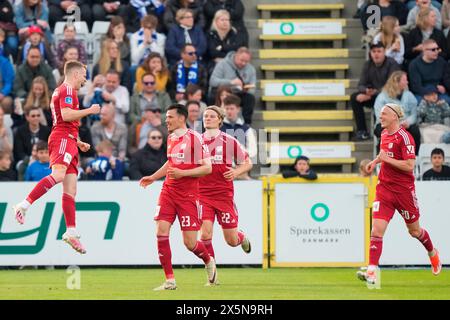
[
  {"x1": 59, "y1": 85, "x2": 75, "y2": 109},
  {"x1": 401, "y1": 132, "x2": 416, "y2": 160},
  {"x1": 233, "y1": 138, "x2": 249, "y2": 164},
  {"x1": 193, "y1": 133, "x2": 209, "y2": 164}
]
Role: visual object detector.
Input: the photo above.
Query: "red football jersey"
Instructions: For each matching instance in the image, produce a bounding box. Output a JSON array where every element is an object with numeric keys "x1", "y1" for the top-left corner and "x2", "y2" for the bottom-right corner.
[
  {"x1": 199, "y1": 131, "x2": 248, "y2": 199},
  {"x1": 163, "y1": 129, "x2": 209, "y2": 197},
  {"x1": 49, "y1": 83, "x2": 80, "y2": 138},
  {"x1": 378, "y1": 127, "x2": 416, "y2": 192}
]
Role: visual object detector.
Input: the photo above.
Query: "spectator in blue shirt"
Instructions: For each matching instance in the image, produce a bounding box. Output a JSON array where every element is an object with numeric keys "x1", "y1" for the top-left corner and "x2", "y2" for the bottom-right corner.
[
  {"x1": 0, "y1": 52, "x2": 14, "y2": 112},
  {"x1": 85, "y1": 140, "x2": 124, "y2": 181},
  {"x1": 24, "y1": 140, "x2": 51, "y2": 181}
]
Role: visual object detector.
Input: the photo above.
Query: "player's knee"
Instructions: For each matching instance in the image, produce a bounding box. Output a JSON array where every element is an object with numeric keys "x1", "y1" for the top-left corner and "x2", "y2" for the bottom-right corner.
[
  {"x1": 225, "y1": 237, "x2": 238, "y2": 247},
  {"x1": 408, "y1": 228, "x2": 421, "y2": 238},
  {"x1": 183, "y1": 238, "x2": 196, "y2": 251},
  {"x1": 51, "y1": 173, "x2": 64, "y2": 184},
  {"x1": 201, "y1": 229, "x2": 213, "y2": 241}
]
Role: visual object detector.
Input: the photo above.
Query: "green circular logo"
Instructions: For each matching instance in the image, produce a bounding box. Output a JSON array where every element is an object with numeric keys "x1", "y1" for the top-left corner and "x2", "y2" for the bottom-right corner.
[
  {"x1": 287, "y1": 146, "x2": 302, "y2": 158},
  {"x1": 310, "y1": 203, "x2": 330, "y2": 222},
  {"x1": 280, "y1": 22, "x2": 295, "y2": 35},
  {"x1": 282, "y1": 83, "x2": 297, "y2": 96}
]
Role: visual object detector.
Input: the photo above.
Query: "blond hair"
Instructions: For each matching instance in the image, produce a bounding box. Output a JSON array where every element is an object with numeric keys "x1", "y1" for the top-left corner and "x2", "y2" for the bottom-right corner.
[
  {"x1": 379, "y1": 16, "x2": 399, "y2": 50},
  {"x1": 416, "y1": 7, "x2": 432, "y2": 30},
  {"x1": 176, "y1": 8, "x2": 193, "y2": 23},
  {"x1": 24, "y1": 76, "x2": 50, "y2": 111},
  {"x1": 64, "y1": 60, "x2": 86, "y2": 76},
  {"x1": 383, "y1": 70, "x2": 407, "y2": 99},
  {"x1": 205, "y1": 105, "x2": 225, "y2": 126},
  {"x1": 98, "y1": 38, "x2": 123, "y2": 75},
  {"x1": 384, "y1": 103, "x2": 405, "y2": 119}
]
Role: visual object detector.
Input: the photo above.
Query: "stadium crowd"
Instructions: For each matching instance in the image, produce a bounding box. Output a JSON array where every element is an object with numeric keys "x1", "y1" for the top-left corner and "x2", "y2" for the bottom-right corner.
[
  {"x1": 0, "y1": 0, "x2": 259, "y2": 182},
  {"x1": 352, "y1": 0, "x2": 450, "y2": 180}
]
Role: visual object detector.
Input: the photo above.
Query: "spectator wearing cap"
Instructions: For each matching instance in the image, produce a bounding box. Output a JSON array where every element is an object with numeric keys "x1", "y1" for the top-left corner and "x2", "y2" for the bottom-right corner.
[
  {"x1": 13, "y1": 46, "x2": 56, "y2": 100},
  {"x1": 409, "y1": 39, "x2": 450, "y2": 104},
  {"x1": 417, "y1": 84, "x2": 450, "y2": 142},
  {"x1": 128, "y1": 102, "x2": 168, "y2": 155},
  {"x1": 351, "y1": 42, "x2": 400, "y2": 140},
  {"x1": 281, "y1": 155, "x2": 318, "y2": 180},
  {"x1": 14, "y1": 0, "x2": 53, "y2": 43},
  {"x1": 17, "y1": 25, "x2": 57, "y2": 68},
  {"x1": 129, "y1": 128, "x2": 167, "y2": 180},
  {"x1": 129, "y1": 72, "x2": 172, "y2": 126},
  {"x1": 422, "y1": 147, "x2": 450, "y2": 180}
]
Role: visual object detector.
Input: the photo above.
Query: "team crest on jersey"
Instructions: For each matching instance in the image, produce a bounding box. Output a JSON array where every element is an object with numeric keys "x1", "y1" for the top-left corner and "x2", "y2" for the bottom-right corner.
[
  {"x1": 216, "y1": 146, "x2": 223, "y2": 154},
  {"x1": 180, "y1": 143, "x2": 186, "y2": 150},
  {"x1": 65, "y1": 96, "x2": 73, "y2": 105},
  {"x1": 388, "y1": 143, "x2": 393, "y2": 149},
  {"x1": 373, "y1": 201, "x2": 380, "y2": 212},
  {"x1": 406, "y1": 145, "x2": 415, "y2": 154}
]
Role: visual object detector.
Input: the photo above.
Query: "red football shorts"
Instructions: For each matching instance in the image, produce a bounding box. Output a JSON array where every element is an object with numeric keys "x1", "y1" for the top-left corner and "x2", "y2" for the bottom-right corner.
[
  {"x1": 200, "y1": 198, "x2": 239, "y2": 229},
  {"x1": 154, "y1": 189, "x2": 201, "y2": 231},
  {"x1": 48, "y1": 136, "x2": 79, "y2": 175},
  {"x1": 372, "y1": 183, "x2": 420, "y2": 224}
]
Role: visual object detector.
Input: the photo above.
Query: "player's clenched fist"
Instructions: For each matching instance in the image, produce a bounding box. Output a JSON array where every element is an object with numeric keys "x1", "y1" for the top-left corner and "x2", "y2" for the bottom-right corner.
[
  {"x1": 167, "y1": 167, "x2": 184, "y2": 179},
  {"x1": 139, "y1": 175, "x2": 155, "y2": 188},
  {"x1": 223, "y1": 167, "x2": 237, "y2": 181},
  {"x1": 89, "y1": 104, "x2": 101, "y2": 115},
  {"x1": 77, "y1": 141, "x2": 91, "y2": 152}
]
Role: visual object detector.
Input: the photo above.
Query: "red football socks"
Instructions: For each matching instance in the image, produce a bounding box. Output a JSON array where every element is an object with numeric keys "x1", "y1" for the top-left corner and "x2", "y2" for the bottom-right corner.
[
  {"x1": 236, "y1": 231, "x2": 245, "y2": 245},
  {"x1": 157, "y1": 236, "x2": 174, "y2": 280},
  {"x1": 201, "y1": 238, "x2": 215, "y2": 259},
  {"x1": 192, "y1": 241, "x2": 211, "y2": 264},
  {"x1": 62, "y1": 193, "x2": 76, "y2": 228},
  {"x1": 26, "y1": 175, "x2": 57, "y2": 204},
  {"x1": 369, "y1": 236, "x2": 383, "y2": 266},
  {"x1": 417, "y1": 228, "x2": 434, "y2": 253}
]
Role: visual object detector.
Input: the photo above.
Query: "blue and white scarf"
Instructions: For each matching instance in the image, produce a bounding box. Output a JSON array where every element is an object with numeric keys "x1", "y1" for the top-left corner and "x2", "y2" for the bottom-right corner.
[
  {"x1": 130, "y1": 0, "x2": 165, "y2": 18},
  {"x1": 136, "y1": 28, "x2": 158, "y2": 65},
  {"x1": 176, "y1": 61, "x2": 198, "y2": 93}
]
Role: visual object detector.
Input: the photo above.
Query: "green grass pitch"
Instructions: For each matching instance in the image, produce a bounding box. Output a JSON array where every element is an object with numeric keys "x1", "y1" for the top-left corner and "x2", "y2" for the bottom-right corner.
[{"x1": 0, "y1": 267, "x2": 449, "y2": 300}]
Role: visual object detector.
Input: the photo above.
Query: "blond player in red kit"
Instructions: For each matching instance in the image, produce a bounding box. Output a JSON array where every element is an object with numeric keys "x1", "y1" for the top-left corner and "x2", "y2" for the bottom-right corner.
[
  {"x1": 358, "y1": 103, "x2": 442, "y2": 287},
  {"x1": 199, "y1": 106, "x2": 252, "y2": 285},
  {"x1": 139, "y1": 104, "x2": 216, "y2": 291},
  {"x1": 13, "y1": 60, "x2": 100, "y2": 254}
]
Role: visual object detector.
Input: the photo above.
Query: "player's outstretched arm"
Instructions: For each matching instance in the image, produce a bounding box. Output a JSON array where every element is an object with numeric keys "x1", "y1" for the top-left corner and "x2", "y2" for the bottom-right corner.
[
  {"x1": 139, "y1": 161, "x2": 169, "y2": 187},
  {"x1": 167, "y1": 157, "x2": 212, "y2": 179},
  {"x1": 61, "y1": 104, "x2": 101, "y2": 122},
  {"x1": 223, "y1": 158, "x2": 253, "y2": 181}
]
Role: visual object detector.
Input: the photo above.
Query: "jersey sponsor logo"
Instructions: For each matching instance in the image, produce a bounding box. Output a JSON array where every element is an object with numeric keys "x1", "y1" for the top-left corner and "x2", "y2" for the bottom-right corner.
[
  {"x1": 387, "y1": 152, "x2": 394, "y2": 158},
  {"x1": 213, "y1": 155, "x2": 223, "y2": 162},
  {"x1": 406, "y1": 145, "x2": 415, "y2": 154},
  {"x1": 65, "y1": 96, "x2": 73, "y2": 105},
  {"x1": 373, "y1": 201, "x2": 380, "y2": 212},
  {"x1": 63, "y1": 152, "x2": 72, "y2": 164}
]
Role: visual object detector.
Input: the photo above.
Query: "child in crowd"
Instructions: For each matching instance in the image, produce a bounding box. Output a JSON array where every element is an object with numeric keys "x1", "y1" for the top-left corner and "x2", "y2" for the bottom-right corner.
[
  {"x1": 18, "y1": 25, "x2": 56, "y2": 68},
  {"x1": 0, "y1": 150, "x2": 16, "y2": 181},
  {"x1": 24, "y1": 140, "x2": 51, "y2": 181},
  {"x1": 85, "y1": 140, "x2": 124, "y2": 181}
]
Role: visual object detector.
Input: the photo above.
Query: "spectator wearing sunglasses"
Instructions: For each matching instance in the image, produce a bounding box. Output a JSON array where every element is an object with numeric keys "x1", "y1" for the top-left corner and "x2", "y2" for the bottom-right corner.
[
  {"x1": 128, "y1": 101, "x2": 168, "y2": 155},
  {"x1": 129, "y1": 72, "x2": 172, "y2": 126},
  {"x1": 169, "y1": 44, "x2": 208, "y2": 103},
  {"x1": 165, "y1": 8, "x2": 207, "y2": 66},
  {"x1": 409, "y1": 39, "x2": 450, "y2": 104},
  {"x1": 129, "y1": 128, "x2": 167, "y2": 180}
]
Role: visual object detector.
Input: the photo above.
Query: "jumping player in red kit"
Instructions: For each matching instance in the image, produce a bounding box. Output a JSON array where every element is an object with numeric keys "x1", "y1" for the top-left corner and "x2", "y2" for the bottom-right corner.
[
  {"x1": 358, "y1": 103, "x2": 442, "y2": 286},
  {"x1": 139, "y1": 104, "x2": 216, "y2": 291},
  {"x1": 13, "y1": 61, "x2": 101, "y2": 254},
  {"x1": 199, "y1": 106, "x2": 252, "y2": 285}
]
